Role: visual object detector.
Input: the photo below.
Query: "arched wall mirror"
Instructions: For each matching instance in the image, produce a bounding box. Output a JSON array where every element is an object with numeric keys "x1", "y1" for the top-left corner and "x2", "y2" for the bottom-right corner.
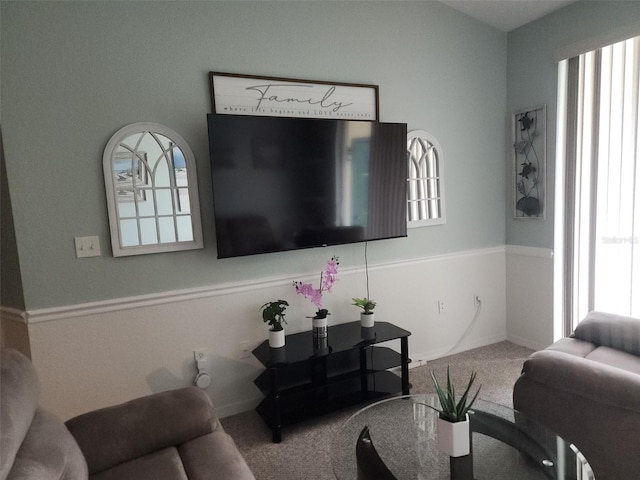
[
  {"x1": 406, "y1": 130, "x2": 446, "y2": 227},
  {"x1": 103, "y1": 123, "x2": 204, "y2": 256}
]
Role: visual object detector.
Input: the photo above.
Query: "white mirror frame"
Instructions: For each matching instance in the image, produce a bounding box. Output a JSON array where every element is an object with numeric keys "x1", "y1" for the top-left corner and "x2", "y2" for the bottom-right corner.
[
  {"x1": 103, "y1": 122, "x2": 204, "y2": 256},
  {"x1": 407, "y1": 130, "x2": 447, "y2": 228}
]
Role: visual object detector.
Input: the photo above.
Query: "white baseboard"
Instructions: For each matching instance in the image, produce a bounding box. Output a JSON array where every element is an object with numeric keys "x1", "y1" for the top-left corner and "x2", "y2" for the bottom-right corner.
[
  {"x1": 506, "y1": 333, "x2": 549, "y2": 352},
  {"x1": 408, "y1": 332, "x2": 508, "y2": 369},
  {"x1": 217, "y1": 396, "x2": 263, "y2": 419}
]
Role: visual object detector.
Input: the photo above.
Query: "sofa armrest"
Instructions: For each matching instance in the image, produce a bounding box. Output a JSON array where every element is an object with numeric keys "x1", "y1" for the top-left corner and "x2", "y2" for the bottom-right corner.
[
  {"x1": 1, "y1": 349, "x2": 41, "y2": 480},
  {"x1": 65, "y1": 387, "x2": 219, "y2": 475},
  {"x1": 518, "y1": 350, "x2": 640, "y2": 413},
  {"x1": 573, "y1": 311, "x2": 640, "y2": 356}
]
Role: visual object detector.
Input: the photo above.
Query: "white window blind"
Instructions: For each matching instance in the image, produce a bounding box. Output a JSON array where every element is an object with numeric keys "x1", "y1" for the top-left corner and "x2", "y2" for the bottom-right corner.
[{"x1": 562, "y1": 35, "x2": 640, "y2": 331}]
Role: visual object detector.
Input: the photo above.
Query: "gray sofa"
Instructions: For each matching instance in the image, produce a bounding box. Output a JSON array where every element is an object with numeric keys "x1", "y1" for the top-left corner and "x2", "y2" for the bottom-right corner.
[
  {"x1": 0, "y1": 348, "x2": 255, "y2": 480},
  {"x1": 513, "y1": 311, "x2": 640, "y2": 480}
]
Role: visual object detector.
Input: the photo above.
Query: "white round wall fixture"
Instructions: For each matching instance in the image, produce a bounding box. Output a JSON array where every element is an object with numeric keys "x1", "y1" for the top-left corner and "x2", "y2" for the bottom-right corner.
[{"x1": 195, "y1": 371, "x2": 211, "y2": 389}]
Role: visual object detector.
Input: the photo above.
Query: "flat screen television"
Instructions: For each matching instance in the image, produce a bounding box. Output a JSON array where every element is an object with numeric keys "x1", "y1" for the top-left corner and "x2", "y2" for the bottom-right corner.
[{"x1": 207, "y1": 114, "x2": 407, "y2": 258}]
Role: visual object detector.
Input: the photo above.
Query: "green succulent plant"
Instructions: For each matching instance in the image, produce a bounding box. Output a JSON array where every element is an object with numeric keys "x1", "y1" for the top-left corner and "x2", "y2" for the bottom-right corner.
[
  {"x1": 428, "y1": 366, "x2": 481, "y2": 422},
  {"x1": 260, "y1": 300, "x2": 289, "y2": 331},
  {"x1": 352, "y1": 297, "x2": 376, "y2": 314}
]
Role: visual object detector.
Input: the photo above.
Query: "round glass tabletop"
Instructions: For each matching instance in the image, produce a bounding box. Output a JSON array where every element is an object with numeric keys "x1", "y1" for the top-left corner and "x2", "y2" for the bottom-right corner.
[{"x1": 331, "y1": 394, "x2": 594, "y2": 480}]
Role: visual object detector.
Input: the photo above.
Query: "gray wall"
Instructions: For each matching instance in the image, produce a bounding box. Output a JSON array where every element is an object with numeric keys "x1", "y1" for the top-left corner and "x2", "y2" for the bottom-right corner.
[
  {"x1": 1, "y1": 1, "x2": 507, "y2": 310},
  {"x1": 506, "y1": 0, "x2": 640, "y2": 248},
  {"x1": 1, "y1": 131, "x2": 25, "y2": 310}
]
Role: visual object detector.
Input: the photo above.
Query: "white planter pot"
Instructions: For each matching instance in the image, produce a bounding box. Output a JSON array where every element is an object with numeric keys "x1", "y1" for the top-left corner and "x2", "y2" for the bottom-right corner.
[
  {"x1": 312, "y1": 317, "x2": 328, "y2": 328},
  {"x1": 360, "y1": 312, "x2": 375, "y2": 327},
  {"x1": 436, "y1": 415, "x2": 470, "y2": 457},
  {"x1": 268, "y1": 329, "x2": 285, "y2": 348}
]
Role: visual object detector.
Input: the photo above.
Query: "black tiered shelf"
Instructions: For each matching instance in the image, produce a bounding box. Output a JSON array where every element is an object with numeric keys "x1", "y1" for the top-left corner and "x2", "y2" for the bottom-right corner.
[{"x1": 252, "y1": 321, "x2": 411, "y2": 442}]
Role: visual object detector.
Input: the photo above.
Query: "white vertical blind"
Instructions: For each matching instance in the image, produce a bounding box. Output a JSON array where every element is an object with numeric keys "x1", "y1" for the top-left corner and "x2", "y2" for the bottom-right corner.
[
  {"x1": 565, "y1": 35, "x2": 640, "y2": 327},
  {"x1": 593, "y1": 36, "x2": 640, "y2": 317}
]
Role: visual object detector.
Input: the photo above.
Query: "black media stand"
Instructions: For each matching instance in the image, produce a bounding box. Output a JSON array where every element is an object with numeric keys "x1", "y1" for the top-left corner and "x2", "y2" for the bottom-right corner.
[{"x1": 251, "y1": 321, "x2": 411, "y2": 442}]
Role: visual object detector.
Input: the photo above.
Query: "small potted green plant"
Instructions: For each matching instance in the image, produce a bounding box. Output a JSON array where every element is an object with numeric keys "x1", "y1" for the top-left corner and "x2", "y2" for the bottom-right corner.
[
  {"x1": 260, "y1": 300, "x2": 289, "y2": 348},
  {"x1": 428, "y1": 366, "x2": 481, "y2": 457},
  {"x1": 353, "y1": 297, "x2": 376, "y2": 327}
]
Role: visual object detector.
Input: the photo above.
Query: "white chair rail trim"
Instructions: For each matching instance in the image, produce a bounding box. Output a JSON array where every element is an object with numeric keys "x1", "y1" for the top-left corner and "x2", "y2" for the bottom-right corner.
[
  {"x1": 14, "y1": 246, "x2": 509, "y2": 325},
  {"x1": 0, "y1": 306, "x2": 28, "y2": 324}
]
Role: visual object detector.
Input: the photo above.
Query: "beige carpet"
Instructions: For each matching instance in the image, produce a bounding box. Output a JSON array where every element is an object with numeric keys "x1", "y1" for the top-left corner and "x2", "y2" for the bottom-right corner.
[{"x1": 220, "y1": 340, "x2": 534, "y2": 480}]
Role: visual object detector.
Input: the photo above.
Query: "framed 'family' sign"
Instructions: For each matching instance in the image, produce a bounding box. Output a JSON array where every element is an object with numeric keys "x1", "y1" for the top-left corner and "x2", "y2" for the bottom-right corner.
[{"x1": 209, "y1": 72, "x2": 379, "y2": 121}]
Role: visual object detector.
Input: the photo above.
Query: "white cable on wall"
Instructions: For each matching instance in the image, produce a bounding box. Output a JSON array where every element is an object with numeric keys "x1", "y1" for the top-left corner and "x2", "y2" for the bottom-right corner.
[{"x1": 439, "y1": 297, "x2": 483, "y2": 358}]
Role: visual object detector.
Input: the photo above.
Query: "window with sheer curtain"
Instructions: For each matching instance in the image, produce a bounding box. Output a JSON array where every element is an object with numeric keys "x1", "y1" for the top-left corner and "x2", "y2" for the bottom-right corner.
[{"x1": 560, "y1": 35, "x2": 639, "y2": 333}]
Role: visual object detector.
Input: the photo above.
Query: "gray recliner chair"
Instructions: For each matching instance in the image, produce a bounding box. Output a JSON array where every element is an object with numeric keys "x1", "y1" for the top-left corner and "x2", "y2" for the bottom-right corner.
[
  {"x1": 1, "y1": 348, "x2": 255, "y2": 480},
  {"x1": 513, "y1": 311, "x2": 640, "y2": 480}
]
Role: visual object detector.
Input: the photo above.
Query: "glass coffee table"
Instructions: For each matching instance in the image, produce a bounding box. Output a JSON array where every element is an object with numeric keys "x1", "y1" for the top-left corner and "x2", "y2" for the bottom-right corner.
[{"x1": 332, "y1": 394, "x2": 594, "y2": 480}]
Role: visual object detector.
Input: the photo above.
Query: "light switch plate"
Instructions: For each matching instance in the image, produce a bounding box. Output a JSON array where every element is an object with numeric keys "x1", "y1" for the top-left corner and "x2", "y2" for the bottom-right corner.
[{"x1": 75, "y1": 236, "x2": 101, "y2": 258}]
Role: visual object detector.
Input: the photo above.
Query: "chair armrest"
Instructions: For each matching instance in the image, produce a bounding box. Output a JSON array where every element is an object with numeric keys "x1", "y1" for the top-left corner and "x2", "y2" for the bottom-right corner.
[
  {"x1": 514, "y1": 349, "x2": 640, "y2": 479},
  {"x1": 65, "y1": 387, "x2": 218, "y2": 475},
  {"x1": 518, "y1": 350, "x2": 640, "y2": 413},
  {"x1": 573, "y1": 311, "x2": 640, "y2": 356}
]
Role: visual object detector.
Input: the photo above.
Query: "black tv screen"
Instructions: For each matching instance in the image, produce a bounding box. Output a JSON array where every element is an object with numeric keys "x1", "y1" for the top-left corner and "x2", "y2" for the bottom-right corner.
[{"x1": 207, "y1": 114, "x2": 407, "y2": 258}]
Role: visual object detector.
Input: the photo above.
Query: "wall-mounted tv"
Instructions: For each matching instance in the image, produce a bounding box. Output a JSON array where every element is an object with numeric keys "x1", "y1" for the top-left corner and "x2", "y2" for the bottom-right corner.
[{"x1": 207, "y1": 114, "x2": 407, "y2": 258}]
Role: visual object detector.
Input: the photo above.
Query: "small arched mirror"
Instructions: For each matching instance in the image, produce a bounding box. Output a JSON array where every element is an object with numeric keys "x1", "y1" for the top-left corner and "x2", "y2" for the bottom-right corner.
[
  {"x1": 103, "y1": 123, "x2": 203, "y2": 256},
  {"x1": 407, "y1": 130, "x2": 446, "y2": 227}
]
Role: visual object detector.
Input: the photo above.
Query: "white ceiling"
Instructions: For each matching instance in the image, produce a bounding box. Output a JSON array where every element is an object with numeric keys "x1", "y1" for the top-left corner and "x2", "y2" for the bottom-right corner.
[{"x1": 438, "y1": 0, "x2": 577, "y2": 32}]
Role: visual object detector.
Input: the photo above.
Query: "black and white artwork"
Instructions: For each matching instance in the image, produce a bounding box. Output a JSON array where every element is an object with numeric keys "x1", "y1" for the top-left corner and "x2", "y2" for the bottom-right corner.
[{"x1": 513, "y1": 105, "x2": 546, "y2": 219}]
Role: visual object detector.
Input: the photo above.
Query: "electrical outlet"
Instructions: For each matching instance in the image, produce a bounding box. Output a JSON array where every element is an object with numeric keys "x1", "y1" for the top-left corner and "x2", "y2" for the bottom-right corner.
[
  {"x1": 193, "y1": 349, "x2": 206, "y2": 362},
  {"x1": 239, "y1": 341, "x2": 251, "y2": 359},
  {"x1": 438, "y1": 300, "x2": 445, "y2": 314}
]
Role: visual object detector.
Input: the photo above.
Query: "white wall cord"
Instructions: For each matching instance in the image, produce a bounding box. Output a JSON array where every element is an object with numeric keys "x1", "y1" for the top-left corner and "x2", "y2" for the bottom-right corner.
[{"x1": 438, "y1": 298, "x2": 483, "y2": 358}]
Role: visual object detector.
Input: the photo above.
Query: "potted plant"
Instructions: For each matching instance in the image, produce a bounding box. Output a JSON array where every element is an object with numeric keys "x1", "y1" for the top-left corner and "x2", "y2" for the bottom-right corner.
[
  {"x1": 428, "y1": 366, "x2": 481, "y2": 457},
  {"x1": 260, "y1": 300, "x2": 289, "y2": 348},
  {"x1": 353, "y1": 297, "x2": 376, "y2": 327},
  {"x1": 294, "y1": 256, "x2": 339, "y2": 338}
]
